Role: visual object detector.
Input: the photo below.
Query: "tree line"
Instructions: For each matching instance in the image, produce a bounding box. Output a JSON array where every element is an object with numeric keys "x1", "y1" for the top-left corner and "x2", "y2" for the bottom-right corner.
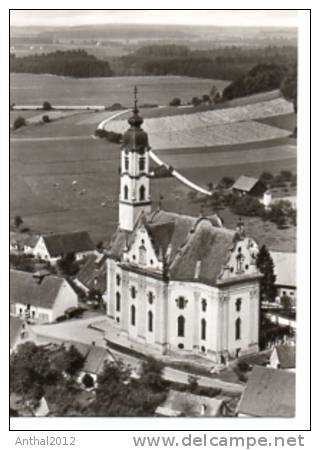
[
  {"x1": 10, "y1": 44, "x2": 296, "y2": 82},
  {"x1": 10, "y1": 49, "x2": 113, "y2": 78}
]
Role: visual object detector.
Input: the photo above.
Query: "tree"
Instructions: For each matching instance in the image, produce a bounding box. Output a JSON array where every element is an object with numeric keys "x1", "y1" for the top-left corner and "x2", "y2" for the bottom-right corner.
[
  {"x1": 10, "y1": 342, "x2": 60, "y2": 402},
  {"x1": 281, "y1": 294, "x2": 292, "y2": 311},
  {"x1": 259, "y1": 171, "x2": 274, "y2": 184},
  {"x1": 218, "y1": 176, "x2": 235, "y2": 189},
  {"x1": 256, "y1": 245, "x2": 277, "y2": 302},
  {"x1": 42, "y1": 101, "x2": 52, "y2": 111},
  {"x1": 13, "y1": 116, "x2": 26, "y2": 130},
  {"x1": 14, "y1": 215, "x2": 23, "y2": 229},
  {"x1": 42, "y1": 115, "x2": 51, "y2": 123},
  {"x1": 53, "y1": 345, "x2": 85, "y2": 377},
  {"x1": 202, "y1": 94, "x2": 211, "y2": 104},
  {"x1": 280, "y1": 64, "x2": 297, "y2": 112},
  {"x1": 210, "y1": 85, "x2": 218, "y2": 99},
  {"x1": 140, "y1": 357, "x2": 167, "y2": 392},
  {"x1": 58, "y1": 252, "x2": 79, "y2": 276},
  {"x1": 169, "y1": 97, "x2": 181, "y2": 107},
  {"x1": 191, "y1": 96, "x2": 201, "y2": 107},
  {"x1": 188, "y1": 375, "x2": 199, "y2": 393}
]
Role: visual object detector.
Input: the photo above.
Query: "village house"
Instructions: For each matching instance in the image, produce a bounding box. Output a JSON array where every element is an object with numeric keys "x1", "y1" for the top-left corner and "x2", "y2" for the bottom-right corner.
[
  {"x1": 155, "y1": 389, "x2": 228, "y2": 417},
  {"x1": 105, "y1": 90, "x2": 261, "y2": 364},
  {"x1": 271, "y1": 251, "x2": 296, "y2": 304},
  {"x1": 10, "y1": 269, "x2": 78, "y2": 323},
  {"x1": 73, "y1": 342, "x2": 110, "y2": 385},
  {"x1": 269, "y1": 344, "x2": 296, "y2": 371},
  {"x1": 33, "y1": 230, "x2": 95, "y2": 264},
  {"x1": 232, "y1": 175, "x2": 267, "y2": 198},
  {"x1": 10, "y1": 232, "x2": 39, "y2": 255},
  {"x1": 236, "y1": 365, "x2": 295, "y2": 417},
  {"x1": 74, "y1": 252, "x2": 107, "y2": 301}
]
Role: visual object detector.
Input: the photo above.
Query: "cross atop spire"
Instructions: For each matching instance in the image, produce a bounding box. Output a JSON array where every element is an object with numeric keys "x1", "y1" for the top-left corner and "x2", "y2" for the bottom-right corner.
[
  {"x1": 128, "y1": 85, "x2": 143, "y2": 129},
  {"x1": 133, "y1": 85, "x2": 139, "y2": 114}
]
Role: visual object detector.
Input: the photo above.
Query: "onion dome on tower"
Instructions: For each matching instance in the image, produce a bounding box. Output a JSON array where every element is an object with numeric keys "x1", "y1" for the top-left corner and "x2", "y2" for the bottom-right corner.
[{"x1": 122, "y1": 86, "x2": 149, "y2": 151}]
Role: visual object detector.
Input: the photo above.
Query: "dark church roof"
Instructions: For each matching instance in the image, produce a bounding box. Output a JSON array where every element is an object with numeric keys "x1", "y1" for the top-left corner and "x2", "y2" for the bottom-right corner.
[
  {"x1": 107, "y1": 209, "x2": 237, "y2": 285},
  {"x1": 122, "y1": 87, "x2": 149, "y2": 150}
]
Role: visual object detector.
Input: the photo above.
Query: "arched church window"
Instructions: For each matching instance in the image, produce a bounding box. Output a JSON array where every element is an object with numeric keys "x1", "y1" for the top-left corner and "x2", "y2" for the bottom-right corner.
[
  {"x1": 131, "y1": 305, "x2": 136, "y2": 326},
  {"x1": 148, "y1": 310, "x2": 153, "y2": 332},
  {"x1": 116, "y1": 274, "x2": 121, "y2": 286},
  {"x1": 116, "y1": 292, "x2": 121, "y2": 312},
  {"x1": 139, "y1": 244, "x2": 147, "y2": 265},
  {"x1": 201, "y1": 299, "x2": 207, "y2": 312},
  {"x1": 124, "y1": 156, "x2": 129, "y2": 171},
  {"x1": 201, "y1": 318, "x2": 206, "y2": 340},
  {"x1": 139, "y1": 185, "x2": 146, "y2": 201},
  {"x1": 124, "y1": 185, "x2": 129, "y2": 200},
  {"x1": 177, "y1": 315, "x2": 185, "y2": 337},
  {"x1": 235, "y1": 318, "x2": 241, "y2": 340},
  {"x1": 148, "y1": 292, "x2": 154, "y2": 304},
  {"x1": 176, "y1": 296, "x2": 187, "y2": 309},
  {"x1": 139, "y1": 157, "x2": 146, "y2": 172},
  {"x1": 236, "y1": 298, "x2": 242, "y2": 312},
  {"x1": 131, "y1": 286, "x2": 136, "y2": 299}
]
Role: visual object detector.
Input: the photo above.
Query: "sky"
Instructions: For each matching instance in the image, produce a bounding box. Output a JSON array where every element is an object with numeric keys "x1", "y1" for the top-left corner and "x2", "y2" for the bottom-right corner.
[{"x1": 10, "y1": 10, "x2": 298, "y2": 28}]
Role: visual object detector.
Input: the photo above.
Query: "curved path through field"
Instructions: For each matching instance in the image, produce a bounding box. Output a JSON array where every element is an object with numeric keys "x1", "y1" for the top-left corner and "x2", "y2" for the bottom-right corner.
[{"x1": 96, "y1": 111, "x2": 212, "y2": 196}]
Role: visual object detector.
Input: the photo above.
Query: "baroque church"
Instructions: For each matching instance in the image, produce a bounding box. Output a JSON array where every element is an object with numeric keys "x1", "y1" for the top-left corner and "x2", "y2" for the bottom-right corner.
[{"x1": 105, "y1": 89, "x2": 261, "y2": 363}]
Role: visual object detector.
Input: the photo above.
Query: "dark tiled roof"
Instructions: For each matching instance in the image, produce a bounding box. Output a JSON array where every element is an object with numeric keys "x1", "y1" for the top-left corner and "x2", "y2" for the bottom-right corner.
[
  {"x1": 10, "y1": 316, "x2": 24, "y2": 348},
  {"x1": 275, "y1": 345, "x2": 296, "y2": 369},
  {"x1": 10, "y1": 269, "x2": 66, "y2": 309},
  {"x1": 73, "y1": 343, "x2": 107, "y2": 374},
  {"x1": 76, "y1": 253, "x2": 106, "y2": 292},
  {"x1": 237, "y1": 366, "x2": 295, "y2": 417},
  {"x1": 108, "y1": 209, "x2": 235, "y2": 284},
  {"x1": 43, "y1": 231, "x2": 94, "y2": 257}
]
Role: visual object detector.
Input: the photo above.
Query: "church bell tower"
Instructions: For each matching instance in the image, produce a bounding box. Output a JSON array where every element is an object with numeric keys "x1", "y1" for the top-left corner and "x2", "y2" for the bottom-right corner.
[{"x1": 119, "y1": 87, "x2": 152, "y2": 231}]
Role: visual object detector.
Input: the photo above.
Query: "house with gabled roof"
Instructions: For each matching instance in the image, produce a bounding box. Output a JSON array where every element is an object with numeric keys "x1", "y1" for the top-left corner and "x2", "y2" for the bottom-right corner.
[
  {"x1": 269, "y1": 344, "x2": 296, "y2": 371},
  {"x1": 33, "y1": 231, "x2": 95, "y2": 264},
  {"x1": 104, "y1": 91, "x2": 262, "y2": 364},
  {"x1": 237, "y1": 365, "x2": 295, "y2": 417},
  {"x1": 232, "y1": 175, "x2": 267, "y2": 198},
  {"x1": 10, "y1": 269, "x2": 78, "y2": 323}
]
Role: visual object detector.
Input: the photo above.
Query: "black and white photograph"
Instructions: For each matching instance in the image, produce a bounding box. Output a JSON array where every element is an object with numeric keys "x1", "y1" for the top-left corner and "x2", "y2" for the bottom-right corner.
[{"x1": 8, "y1": 8, "x2": 309, "y2": 429}]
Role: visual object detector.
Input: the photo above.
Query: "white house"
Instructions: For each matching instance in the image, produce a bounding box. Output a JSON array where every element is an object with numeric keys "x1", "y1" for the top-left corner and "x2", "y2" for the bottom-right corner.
[
  {"x1": 104, "y1": 93, "x2": 261, "y2": 364},
  {"x1": 10, "y1": 269, "x2": 78, "y2": 323},
  {"x1": 271, "y1": 251, "x2": 296, "y2": 303},
  {"x1": 33, "y1": 231, "x2": 95, "y2": 264}
]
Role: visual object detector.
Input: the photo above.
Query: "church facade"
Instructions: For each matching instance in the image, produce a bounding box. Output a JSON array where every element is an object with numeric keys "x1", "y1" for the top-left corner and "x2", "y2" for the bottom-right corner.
[{"x1": 105, "y1": 91, "x2": 261, "y2": 363}]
